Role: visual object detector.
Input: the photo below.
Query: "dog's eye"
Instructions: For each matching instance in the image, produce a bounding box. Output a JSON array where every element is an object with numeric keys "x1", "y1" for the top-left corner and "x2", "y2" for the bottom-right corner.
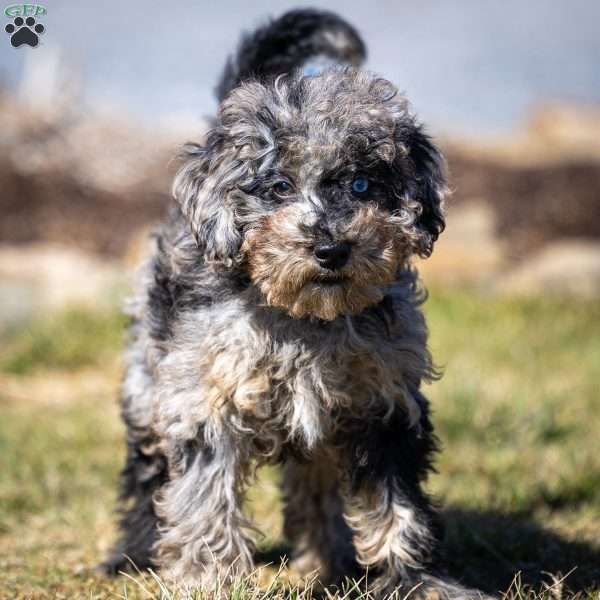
[
  {"x1": 272, "y1": 181, "x2": 294, "y2": 198},
  {"x1": 351, "y1": 176, "x2": 369, "y2": 195}
]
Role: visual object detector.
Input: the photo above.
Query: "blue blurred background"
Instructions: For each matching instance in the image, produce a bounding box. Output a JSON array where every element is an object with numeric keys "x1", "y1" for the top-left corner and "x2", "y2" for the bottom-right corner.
[{"x1": 1, "y1": 0, "x2": 600, "y2": 135}]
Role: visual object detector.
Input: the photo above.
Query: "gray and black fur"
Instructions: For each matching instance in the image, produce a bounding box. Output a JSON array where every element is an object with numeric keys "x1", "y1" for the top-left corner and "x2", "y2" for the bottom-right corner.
[
  {"x1": 215, "y1": 8, "x2": 366, "y2": 102},
  {"x1": 102, "y1": 9, "x2": 488, "y2": 599}
]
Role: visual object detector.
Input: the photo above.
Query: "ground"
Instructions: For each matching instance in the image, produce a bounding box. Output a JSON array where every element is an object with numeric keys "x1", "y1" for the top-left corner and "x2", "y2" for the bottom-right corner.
[{"x1": 1, "y1": 290, "x2": 599, "y2": 599}]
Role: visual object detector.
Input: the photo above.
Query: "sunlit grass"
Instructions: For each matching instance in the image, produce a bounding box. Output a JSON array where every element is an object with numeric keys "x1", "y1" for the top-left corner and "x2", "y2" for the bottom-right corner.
[{"x1": 0, "y1": 306, "x2": 127, "y2": 375}]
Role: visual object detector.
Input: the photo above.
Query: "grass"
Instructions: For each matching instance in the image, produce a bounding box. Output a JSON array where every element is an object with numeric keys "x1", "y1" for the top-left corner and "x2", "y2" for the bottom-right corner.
[
  {"x1": 0, "y1": 291, "x2": 599, "y2": 599},
  {"x1": 0, "y1": 307, "x2": 127, "y2": 375}
]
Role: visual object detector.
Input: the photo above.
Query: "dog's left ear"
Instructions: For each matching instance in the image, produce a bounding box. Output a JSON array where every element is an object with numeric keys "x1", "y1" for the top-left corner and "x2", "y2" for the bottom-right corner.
[
  {"x1": 405, "y1": 126, "x2": 448, "y2": 257},
  {"x1": 172, "y1": 131, "x2": 243, "y2": 264}
]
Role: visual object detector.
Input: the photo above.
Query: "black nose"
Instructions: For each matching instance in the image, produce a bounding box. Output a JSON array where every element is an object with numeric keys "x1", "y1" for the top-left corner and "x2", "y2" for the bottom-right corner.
[{"x1": 314, "y1": 241, "x2": 351, "y2": 271}]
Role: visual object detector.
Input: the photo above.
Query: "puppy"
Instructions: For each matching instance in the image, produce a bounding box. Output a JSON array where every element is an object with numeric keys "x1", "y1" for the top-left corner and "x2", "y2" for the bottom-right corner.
[{"x1": 103, "y1": 8, "x2": 485, "y2": 599}]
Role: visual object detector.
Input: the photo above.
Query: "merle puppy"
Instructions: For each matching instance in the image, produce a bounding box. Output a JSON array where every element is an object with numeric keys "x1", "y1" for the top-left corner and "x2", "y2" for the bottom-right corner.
[{"x1": 103, "y1": 9, "x2": 485, "y2": 599}]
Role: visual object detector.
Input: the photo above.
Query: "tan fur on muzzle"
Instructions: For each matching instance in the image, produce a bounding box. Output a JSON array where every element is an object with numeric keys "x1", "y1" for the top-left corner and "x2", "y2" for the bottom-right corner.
[{"x1": 243, "y1": 204, "x2": 406, "y2": 321}]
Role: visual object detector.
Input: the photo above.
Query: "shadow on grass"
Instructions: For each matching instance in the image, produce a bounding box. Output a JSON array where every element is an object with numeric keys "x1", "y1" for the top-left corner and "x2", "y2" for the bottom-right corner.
[
  {"x1": 255, "y1": 508, "x2": 600, "y2": 597},
  {"x1": 442, "y1": 507, "x2": 600, "y2": 596},
  {"x1": 255, "y1": 544, "x2": 293, "y2": 568}
]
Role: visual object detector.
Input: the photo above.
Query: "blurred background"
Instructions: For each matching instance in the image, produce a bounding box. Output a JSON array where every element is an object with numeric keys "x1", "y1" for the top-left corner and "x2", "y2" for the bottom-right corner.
[{"x1": 1, "y1": 2, "x2": 599, "y2": 598}]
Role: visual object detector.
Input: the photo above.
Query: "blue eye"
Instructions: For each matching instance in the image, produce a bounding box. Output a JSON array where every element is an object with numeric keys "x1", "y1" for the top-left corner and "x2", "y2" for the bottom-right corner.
[{"x1": 351, "y1": 176, "x2": 369, "y2": 194}]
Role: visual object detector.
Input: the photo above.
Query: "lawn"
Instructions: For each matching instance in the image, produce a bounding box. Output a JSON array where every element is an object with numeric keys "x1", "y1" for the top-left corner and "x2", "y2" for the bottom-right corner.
[{"x1": 1, "y1": 291, "x2": 599, "y2": 599}]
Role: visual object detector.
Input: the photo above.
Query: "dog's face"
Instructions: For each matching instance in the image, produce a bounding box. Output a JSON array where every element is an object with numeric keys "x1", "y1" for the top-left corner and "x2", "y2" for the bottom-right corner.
[{"x1": 174, "y1": 70, "x2": 447, "y2": 320}]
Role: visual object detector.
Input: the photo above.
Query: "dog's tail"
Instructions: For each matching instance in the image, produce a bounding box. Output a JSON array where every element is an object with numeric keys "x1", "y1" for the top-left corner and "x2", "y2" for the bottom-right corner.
[{"x1": 215, "y1": 8, "x2": 366, "y2": 101}]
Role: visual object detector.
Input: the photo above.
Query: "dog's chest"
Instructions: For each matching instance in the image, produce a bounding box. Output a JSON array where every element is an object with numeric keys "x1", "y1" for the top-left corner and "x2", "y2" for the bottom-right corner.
[{"x1": 196, "y1": 310, "x2": 386, "y2": 449}]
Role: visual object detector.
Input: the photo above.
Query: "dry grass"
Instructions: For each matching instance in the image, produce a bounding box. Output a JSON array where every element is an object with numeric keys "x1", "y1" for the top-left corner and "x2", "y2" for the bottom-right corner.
[{"x1": 1, "y1": 289, "x2": 599, "y2": 599}]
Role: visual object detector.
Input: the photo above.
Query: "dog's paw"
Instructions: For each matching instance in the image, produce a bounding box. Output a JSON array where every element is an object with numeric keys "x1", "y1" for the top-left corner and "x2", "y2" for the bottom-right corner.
[
  {"x1": 5, "y1": 16, "x2": 44, "y2": 48},
  {"x1": 287, "y1": 549, "x2": 324, "y2": 581},
  {"x1": 96, "y1": 552, "x2": 152, "y2": 577},
  {"x1": 96, "y1": 553, "x2": 138, "y2": 577}
]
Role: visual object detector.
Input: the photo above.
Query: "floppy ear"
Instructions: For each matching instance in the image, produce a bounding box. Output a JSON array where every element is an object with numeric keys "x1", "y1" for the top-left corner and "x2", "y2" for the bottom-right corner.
[
  {"x1": 406, "y1": 126, "x2": 448, "y2": 257},
  {"x1": 172, "y1": 131, "x2": 243, "y2": 264}
]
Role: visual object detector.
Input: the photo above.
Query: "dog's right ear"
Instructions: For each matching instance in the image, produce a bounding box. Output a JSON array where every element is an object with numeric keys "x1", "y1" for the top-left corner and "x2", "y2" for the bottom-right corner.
[{"x1": 172, "y1": 131, "x2": 242, "y2": 264}]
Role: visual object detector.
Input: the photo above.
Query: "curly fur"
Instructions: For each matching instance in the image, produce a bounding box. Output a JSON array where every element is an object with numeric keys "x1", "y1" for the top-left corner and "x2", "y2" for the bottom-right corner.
[{"x1": 102, "y1": 8, "x2": 490, "y2": 599}]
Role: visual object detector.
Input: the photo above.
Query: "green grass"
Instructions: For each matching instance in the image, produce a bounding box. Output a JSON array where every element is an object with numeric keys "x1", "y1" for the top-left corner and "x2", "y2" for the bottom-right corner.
[
  {"x1": 423, "y1": 291, "x2": 600, "y2": 596},
  {"x1": 0, "y1": 291, "x2": 599, "y2": 599},
  {"x1": 0, "y1": 306, "x2": 127, "y2": 375}
]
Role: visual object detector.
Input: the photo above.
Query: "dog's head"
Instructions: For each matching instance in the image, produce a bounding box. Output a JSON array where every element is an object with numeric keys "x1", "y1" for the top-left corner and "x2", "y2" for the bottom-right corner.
[{"x1": 174, "y1": 70, "x2": 448, "y2": 321}]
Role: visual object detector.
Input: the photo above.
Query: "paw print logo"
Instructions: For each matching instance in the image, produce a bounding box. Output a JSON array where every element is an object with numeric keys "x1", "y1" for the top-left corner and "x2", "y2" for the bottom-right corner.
[{"x1": 5, "y1": 16, "x2": 44, "y2": 47}]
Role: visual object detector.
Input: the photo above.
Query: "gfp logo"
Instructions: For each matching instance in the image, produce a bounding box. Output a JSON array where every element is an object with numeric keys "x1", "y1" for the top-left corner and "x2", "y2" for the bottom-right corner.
[
  {"x1": 4, "y1": 4, "x2": 46, "y2": 17},
  {"x1": 4, "y1": 3, "x2": 46, "y2": 47}
]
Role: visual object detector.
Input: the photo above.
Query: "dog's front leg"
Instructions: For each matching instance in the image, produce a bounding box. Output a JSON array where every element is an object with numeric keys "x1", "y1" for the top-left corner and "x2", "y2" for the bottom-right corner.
[
  {"x1": 341, "y1": 409, "x2": 484, "y2": 599},
  {"x1": 343, "y1": 469, "x2": 442, "y2": 598},
  {"x1": 153, "y1": 432, "x2": 255, "y2": 590}
]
